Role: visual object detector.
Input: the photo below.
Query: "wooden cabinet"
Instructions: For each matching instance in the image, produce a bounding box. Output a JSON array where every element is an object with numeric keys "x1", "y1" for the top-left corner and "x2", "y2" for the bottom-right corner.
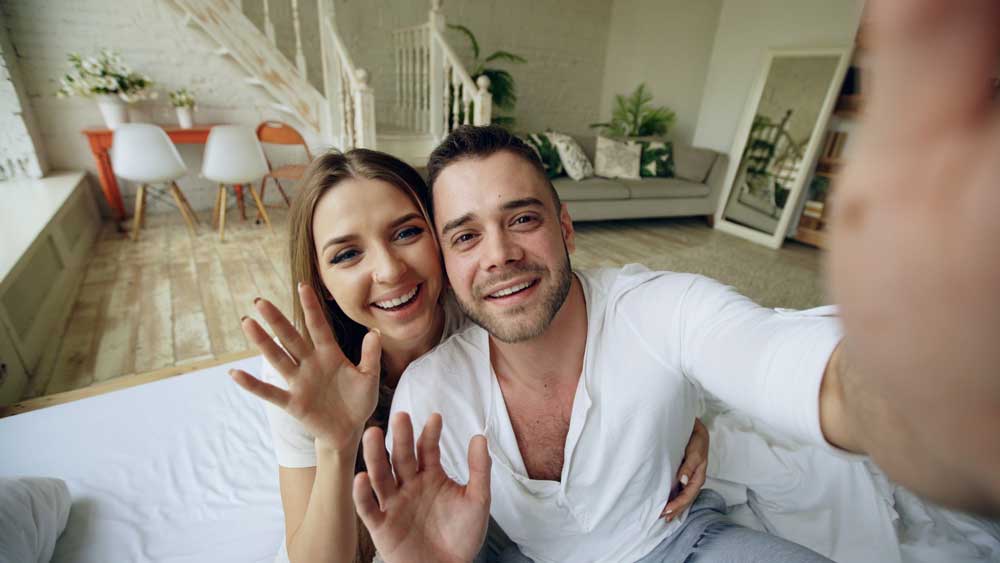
[{"x1": 0, "y1": 172, "x2": 100, "y2": 405}]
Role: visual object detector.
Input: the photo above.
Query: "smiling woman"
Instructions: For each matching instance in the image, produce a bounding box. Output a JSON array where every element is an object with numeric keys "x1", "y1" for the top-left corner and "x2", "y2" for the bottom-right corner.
[{"x1": 229, "y1": 149, "x2": 459, "y2": 563}]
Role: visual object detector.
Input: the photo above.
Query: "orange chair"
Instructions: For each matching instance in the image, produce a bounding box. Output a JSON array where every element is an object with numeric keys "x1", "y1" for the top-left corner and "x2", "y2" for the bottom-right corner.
[{"x1": 255, "y1": 121, "x2": 313, "y2": 209}]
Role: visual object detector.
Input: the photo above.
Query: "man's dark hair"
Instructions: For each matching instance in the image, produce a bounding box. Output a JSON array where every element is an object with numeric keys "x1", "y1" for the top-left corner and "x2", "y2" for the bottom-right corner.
[{"x1": 425, "y1": 125, "x2": 562, "y2": 219}]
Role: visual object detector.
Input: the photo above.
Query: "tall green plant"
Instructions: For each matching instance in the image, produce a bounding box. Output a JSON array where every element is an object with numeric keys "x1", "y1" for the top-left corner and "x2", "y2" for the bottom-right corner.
[
  {"x1": 448, "y1": 24, "x2": 526, "y2": 126},
  {"x1": 590, "y1": 83, "x2": 675, "y2": 137}
]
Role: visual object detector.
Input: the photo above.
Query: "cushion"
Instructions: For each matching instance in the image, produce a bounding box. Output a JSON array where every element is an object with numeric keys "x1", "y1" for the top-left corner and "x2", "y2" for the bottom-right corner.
[
  {"x1": 0, "y1": 477, "x2": 71, "y2": 563},
  {"x1": 545, "y1": 132, "x2": 594, "y2": 181},
  {"x1": 630, "y1": 138, "x2": 675, "y2": 178},
  {"x1": 673, "y1": 144, "x2": 718, "y2": 183},
  {"x1": 620, "y1": 178, "x2": 711, "y2": 199},
  {"x1": 594, "y1": 136, "x2": 641, "y2": 180},
  {"x1": 552, "y1": 177, "x2": 630, "y2": 202},
  {"x1": 523, "y1": 133, "x2": 564, "y2": 179},
  {"x1": 567, "y1": 134, "x2": 597, "y2": 162}
]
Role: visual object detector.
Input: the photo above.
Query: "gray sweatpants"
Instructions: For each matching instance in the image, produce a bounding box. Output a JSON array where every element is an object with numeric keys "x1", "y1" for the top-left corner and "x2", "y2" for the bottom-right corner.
[{"x1": 477, "y1": 489, "x2": 832, "y2": 563}]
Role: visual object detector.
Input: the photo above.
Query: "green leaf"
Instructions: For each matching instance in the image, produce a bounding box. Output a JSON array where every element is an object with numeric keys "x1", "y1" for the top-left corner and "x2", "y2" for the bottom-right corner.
[
  {"x1": 484, "y1": 50, "x2": 526, "y2": 64},
  {"x1": 447, "y1": 23, "x2": 479, "y2": 60},
  {"x1": 478, "y1": 68, "x2": 517, "y2": 111},
  {"x1": 491, "y1": 115, "x2": 517, "y2": 129},
  {"x1": 593, "y1": 83, "x2": 675, "y2": 138}
]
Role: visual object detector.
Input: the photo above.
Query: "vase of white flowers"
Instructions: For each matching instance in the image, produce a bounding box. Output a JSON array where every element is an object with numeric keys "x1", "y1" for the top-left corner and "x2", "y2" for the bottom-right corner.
[
  {"x1": 56, "y1": 50, "x2": 157, "y2": 129},
  {"x1": 96, "y1": 94, "x2": 128, "y2": 129},
  {"x1": 170, "y1": 88, "x2": 196, "y2": 129}
]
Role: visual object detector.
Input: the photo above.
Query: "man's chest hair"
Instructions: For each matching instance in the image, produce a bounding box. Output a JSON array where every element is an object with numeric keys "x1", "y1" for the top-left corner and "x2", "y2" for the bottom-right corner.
[{"x1": 506, "y1": 403, "x2": 572, "y2": 482}]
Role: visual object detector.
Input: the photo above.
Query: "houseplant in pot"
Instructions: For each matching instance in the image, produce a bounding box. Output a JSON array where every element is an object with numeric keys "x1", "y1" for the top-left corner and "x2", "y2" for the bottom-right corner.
[
  {"x1": 447, "y1": 23, "x2": 526, "y2": 128},
  {"x1": 170, "y1": 88, "x2": 196, "y2": 128},
  {"x1": 590, "y1": 83, "x2": 675, "y2": 138},
  {"x1": 56, "y1": 49, "x2": 156, "y2": 129}
]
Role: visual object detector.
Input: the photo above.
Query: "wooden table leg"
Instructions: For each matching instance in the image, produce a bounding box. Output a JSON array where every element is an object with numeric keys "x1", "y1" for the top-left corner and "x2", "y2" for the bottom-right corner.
[{"x1": 90, "y1": 144, "x2": 127, "y2": 229}]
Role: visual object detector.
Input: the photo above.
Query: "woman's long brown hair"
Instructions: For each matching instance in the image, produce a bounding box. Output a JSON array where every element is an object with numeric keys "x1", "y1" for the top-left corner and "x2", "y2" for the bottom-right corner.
[{"x1": 286, "y1": 149, "x2": 433, "y2": 563}]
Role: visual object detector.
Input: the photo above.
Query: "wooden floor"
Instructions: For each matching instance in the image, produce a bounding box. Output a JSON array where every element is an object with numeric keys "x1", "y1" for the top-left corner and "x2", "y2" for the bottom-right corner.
[{"x1": 27, "y1": 208, "x2": 822, "y2": 400}]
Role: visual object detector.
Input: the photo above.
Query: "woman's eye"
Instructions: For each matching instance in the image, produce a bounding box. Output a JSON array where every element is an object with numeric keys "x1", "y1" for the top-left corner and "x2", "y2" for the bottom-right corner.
[
  {"x1": 396, "y1": 226, "x2": 423, "y2": 240},
  {"x1": 331, "y1": 249, "x2": 359, "y2": 264}
]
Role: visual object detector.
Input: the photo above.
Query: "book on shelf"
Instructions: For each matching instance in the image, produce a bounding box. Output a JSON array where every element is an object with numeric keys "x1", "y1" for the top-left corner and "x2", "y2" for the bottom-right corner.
[
  {"x1": 799, "y1": 215, "x2": 822, "y2": 230},
  {"x1": 822, "y1": 131, "x2": 848, "y2": 160},
  {"x1": 803, "y1": 200, "x2": 825, "y2": 218}
]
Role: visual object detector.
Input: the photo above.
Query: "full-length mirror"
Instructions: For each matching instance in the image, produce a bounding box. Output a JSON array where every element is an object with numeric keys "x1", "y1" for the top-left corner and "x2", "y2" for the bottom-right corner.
[{"x1": 715, "y1": 49, "x2": 849, "y2": 248}]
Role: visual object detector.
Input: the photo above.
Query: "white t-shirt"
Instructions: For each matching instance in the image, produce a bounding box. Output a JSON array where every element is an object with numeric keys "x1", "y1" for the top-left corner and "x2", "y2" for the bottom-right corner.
[
  {"x1": 388, "y1": 265, "x2": 844, "y2": 563},
  {"x1": 261, "y1": 294, "x2": 468, "y2": 468}
]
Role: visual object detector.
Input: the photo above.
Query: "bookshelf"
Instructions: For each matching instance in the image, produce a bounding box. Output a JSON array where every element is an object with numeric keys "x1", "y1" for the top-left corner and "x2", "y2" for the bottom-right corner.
[{"x1": 791, "y1": 35, "x2": 865, "y2": 249}]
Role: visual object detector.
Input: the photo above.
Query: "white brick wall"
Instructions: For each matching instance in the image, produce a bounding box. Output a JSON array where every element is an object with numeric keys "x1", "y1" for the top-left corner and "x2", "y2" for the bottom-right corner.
[
  {"x1": 0, "y1": 20, "x2": 47, "y2": 179},
  {"x1": 6, "y1": 0, "x2": 612, "y2": 217},
  {"x1": 3, "y1": 0, "x2": 310, "y2": 217}
]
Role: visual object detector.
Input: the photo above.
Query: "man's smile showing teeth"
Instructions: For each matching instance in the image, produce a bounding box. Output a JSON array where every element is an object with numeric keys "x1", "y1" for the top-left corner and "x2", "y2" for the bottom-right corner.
[
  {"x1": 374, "y1": 285, "x2": 419, "y2": 310},
  {"x1": 488, "y1": 280, "x2": 536, "y2": 299}
]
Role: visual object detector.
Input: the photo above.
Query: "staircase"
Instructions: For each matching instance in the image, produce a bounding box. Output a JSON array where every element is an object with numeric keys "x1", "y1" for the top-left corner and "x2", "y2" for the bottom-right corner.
[{"x1": 167, "y1": 0, "x2": 492, "y2": 166}]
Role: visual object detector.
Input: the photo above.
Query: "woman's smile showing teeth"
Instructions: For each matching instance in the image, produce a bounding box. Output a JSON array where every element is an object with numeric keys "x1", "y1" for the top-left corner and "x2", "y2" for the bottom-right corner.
[{"x1": 373, "y1": 284, "x2": 421, "y2": 311}]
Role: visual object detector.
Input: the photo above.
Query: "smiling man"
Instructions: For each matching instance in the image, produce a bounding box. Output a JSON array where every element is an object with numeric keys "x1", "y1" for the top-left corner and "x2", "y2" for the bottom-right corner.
[{"x1": 352, "y1": 124, "x2": 858, "y2": 563}]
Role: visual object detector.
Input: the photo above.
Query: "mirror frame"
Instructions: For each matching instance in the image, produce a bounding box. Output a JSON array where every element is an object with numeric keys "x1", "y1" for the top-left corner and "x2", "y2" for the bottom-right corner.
[{"x1": 713, "y1": 47, "x2": 852, "y2": 249}]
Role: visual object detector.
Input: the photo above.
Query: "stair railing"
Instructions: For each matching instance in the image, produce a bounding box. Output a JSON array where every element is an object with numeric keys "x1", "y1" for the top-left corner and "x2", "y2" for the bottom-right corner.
[
  {"x1": 393, "y1": 0, "x2": 492, "y2": 140},
  {"x1": 319, "y1": 2, "x2": 376, "y2": 149}
]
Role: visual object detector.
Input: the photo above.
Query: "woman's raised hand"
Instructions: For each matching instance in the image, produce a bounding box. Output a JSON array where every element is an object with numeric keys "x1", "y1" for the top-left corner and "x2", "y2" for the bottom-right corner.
[{"x1": 230, "y1": 282, "x2": 382, "y2": 452}]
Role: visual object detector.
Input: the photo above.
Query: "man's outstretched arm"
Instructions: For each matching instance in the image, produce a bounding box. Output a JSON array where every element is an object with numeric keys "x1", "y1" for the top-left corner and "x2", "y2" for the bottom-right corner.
[{"x1": 824, "y1": 0, "x2": 1000, "y2": 516}]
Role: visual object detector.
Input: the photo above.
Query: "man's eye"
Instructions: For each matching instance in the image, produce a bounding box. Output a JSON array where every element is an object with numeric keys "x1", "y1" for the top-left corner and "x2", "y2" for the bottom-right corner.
[
  {"x1": 514, "y1": 215, "x2": 537, "y2": 225},
  {"x1": 454, "y1": 233, "x2": 476, "y2": 245},
  {"x1": 331, "y1": 249, "x2": 359, "y2": 264},
  {"x1": 396, "y1": 226, "x2": 423, "y2": 240}
]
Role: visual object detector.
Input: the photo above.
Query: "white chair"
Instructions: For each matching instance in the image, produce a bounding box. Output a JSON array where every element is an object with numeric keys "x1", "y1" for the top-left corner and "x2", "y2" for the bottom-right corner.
[
  {"x1": 111, "y1": 123, "x2": 199, "y2": 241},
  {"x1": 202, "y1": 125, "x2": 273, "y2": 241}
]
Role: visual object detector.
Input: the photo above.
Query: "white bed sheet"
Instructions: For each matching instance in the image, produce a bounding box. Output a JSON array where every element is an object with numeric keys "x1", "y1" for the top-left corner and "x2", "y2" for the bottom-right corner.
[
  {"x1": 2, "y1": 355, "x2": 997, "y2": 563},
  {"x1": 704, "y1": 409, "x2": 1000, "y2": 563},
  {"x1": 0, "y1": 357, "x2": 285, "y2": 563}
]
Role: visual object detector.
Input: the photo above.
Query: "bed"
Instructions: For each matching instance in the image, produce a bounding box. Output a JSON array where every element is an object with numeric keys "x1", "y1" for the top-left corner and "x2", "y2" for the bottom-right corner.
[{"x1": 1, "y1": 355, "x2": 997, "y2": 562}]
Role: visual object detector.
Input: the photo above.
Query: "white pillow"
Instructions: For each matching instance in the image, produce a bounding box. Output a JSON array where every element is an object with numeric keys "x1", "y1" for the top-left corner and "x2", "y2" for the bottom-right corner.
[
  {"x1": 0, "y1": 477, "x2": 71, "y2": 563},
  {"x1": 544, "y1": 132, "x2": 594, "y2": 181},
  {"x1": 594, "y1": 136, "x2": 641, "y2": 180}
]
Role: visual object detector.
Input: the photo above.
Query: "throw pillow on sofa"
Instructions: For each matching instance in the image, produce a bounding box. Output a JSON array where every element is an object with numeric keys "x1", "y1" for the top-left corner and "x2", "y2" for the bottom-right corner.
[
  {"x1": 545, "y1": 132, "x2": 594, "y2": 181},
  {"x1": 594, "y1": 135, "x2": 641, "y2": 180},
  {"x1": 673, "y1": 143, "x2": 718, "y2": 183},
  {"x1": 523, "y1": 133, "x2": 564, "y2": 179},
  {"x1": 630, "y1": 137, "x2": 675, "y2": 178}
]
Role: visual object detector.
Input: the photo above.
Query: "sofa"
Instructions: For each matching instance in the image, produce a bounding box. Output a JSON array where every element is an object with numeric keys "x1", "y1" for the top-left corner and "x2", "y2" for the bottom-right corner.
[{"x1": 551, "y1": 135, "x2": 729, "y2": 223}]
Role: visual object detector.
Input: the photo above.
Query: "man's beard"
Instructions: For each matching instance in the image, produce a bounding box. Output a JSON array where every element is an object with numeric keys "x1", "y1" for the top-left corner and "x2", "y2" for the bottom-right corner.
[{"x1": 455, "y1": 249, "x2": 574, "y2": 344}]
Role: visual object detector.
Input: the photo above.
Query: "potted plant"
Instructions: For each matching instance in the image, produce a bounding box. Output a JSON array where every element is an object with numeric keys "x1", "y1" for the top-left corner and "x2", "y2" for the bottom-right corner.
[
  {"x1": 590, "y1": 83, "x2": 676, "y2": 138},
  {"x1": 56, "y1": 49, "x2": 157, "y2": 129},
  {"x1": 170, "y1": 88, "x2": 196, "y2": 129},
  {"x1": 448, "y1": 24, "x2": 526, "y2": 128}
]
